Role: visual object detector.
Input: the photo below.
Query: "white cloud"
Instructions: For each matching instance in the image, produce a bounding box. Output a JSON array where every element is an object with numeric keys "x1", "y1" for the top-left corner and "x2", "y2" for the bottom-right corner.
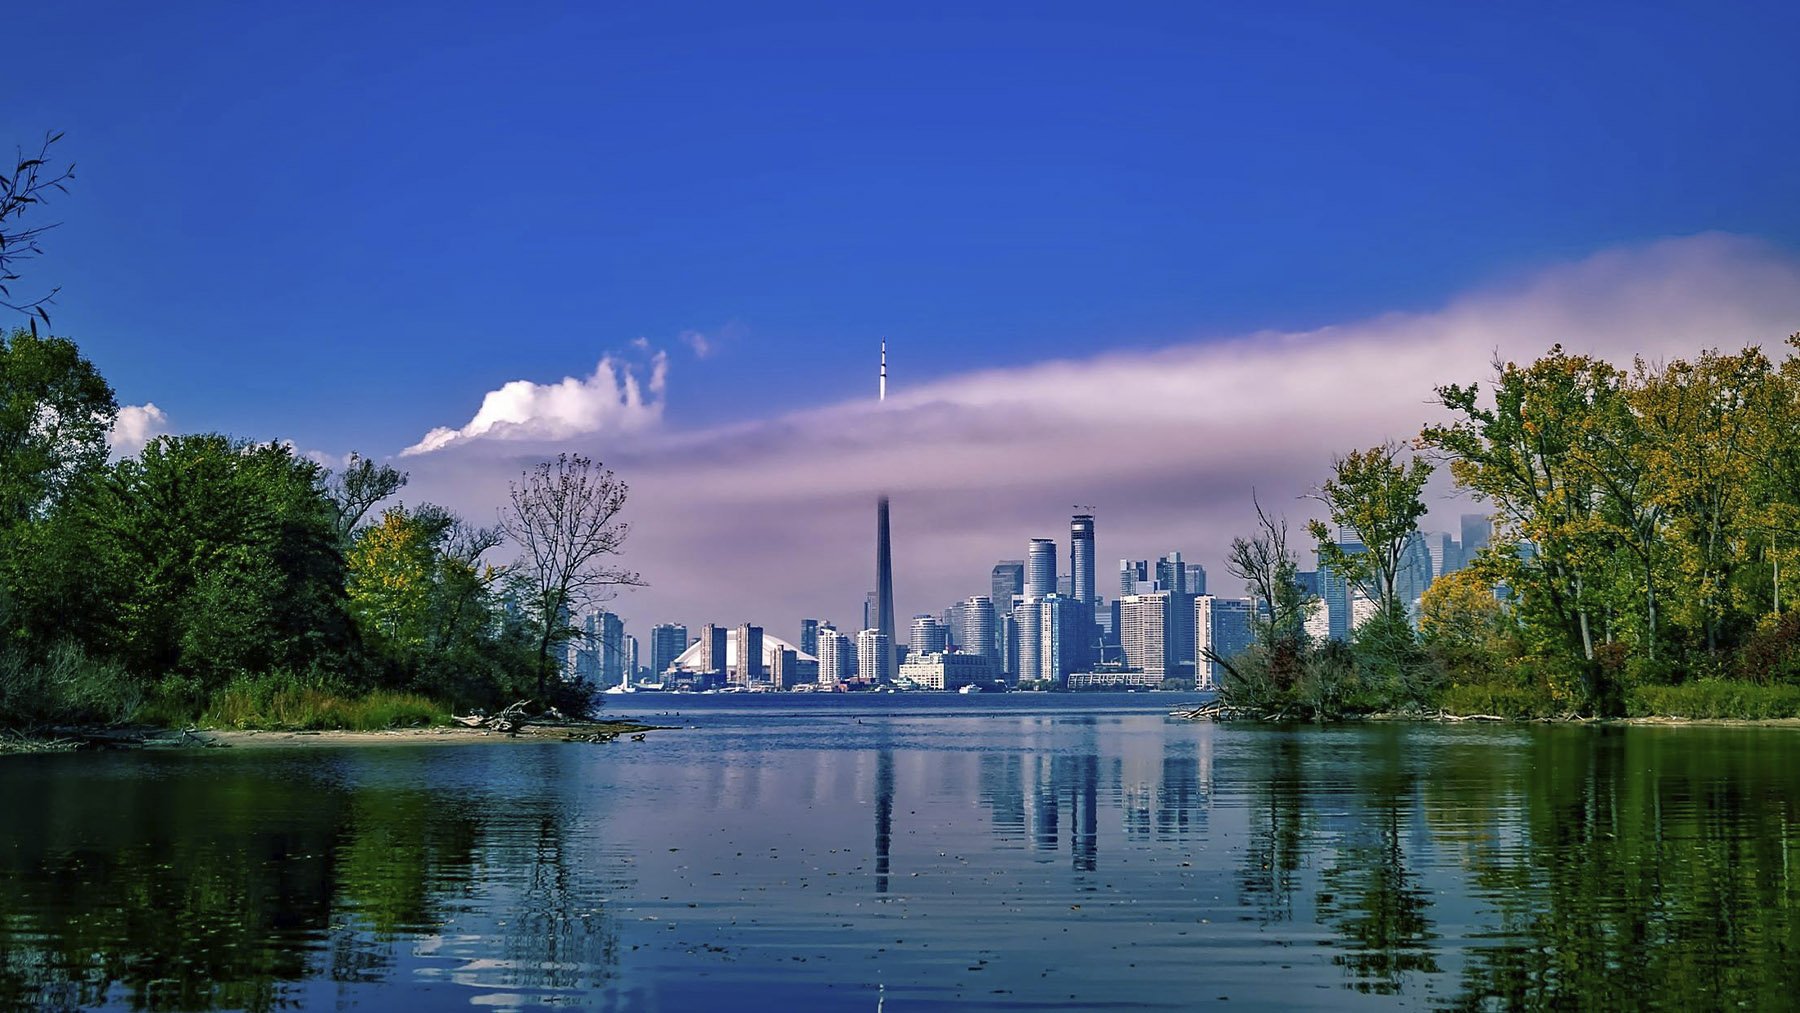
[
  {"x1": 108, "y1": 403, "x2": 169, "y2": 457},
  {"x1": 680, "y1": 329, "x2": 714, "y2": 358},
  {"x1": 402, "y1": 352, "x2": 668, "y2": 456},
  {"x1": 396, "y1": 234, "x2": 1800, "y2": 636}
]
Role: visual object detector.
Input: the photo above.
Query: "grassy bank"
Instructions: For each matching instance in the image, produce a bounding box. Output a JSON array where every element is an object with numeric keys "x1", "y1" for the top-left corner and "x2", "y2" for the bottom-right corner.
[
  {"x1": 1429, "y1": 680, "x2": 1800, "y2": 721},
  {"x1": 121, "y1": 675, "x2": 453, "y2": 731}
]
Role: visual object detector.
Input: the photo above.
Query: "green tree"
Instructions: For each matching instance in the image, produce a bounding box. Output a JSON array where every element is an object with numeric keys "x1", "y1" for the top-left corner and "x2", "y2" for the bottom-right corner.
[
  {"x1": 0, "y1": 327, "x2": 115, "y2": 528},
  {"x1": 1308, "y1": 443, "x2": 1434, "y2": 618},
  {"x1": 60, "y1": 435, "x2": 354, "y2": 696}
]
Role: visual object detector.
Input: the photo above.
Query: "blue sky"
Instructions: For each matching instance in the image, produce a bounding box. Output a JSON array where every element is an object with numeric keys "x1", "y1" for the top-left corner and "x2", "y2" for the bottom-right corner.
[
  {"x1": 11, "y1": 2, "x2": 1800, "y2": 630},
  {"x1": 13, "y1": 1, "x2": 1800, "y2": 451}
]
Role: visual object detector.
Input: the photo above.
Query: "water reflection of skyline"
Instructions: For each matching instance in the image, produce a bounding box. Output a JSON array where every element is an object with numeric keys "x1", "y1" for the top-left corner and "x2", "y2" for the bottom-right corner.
[{"x1": 5, "y1": 715, "x2": 1800, "y2": 1010}]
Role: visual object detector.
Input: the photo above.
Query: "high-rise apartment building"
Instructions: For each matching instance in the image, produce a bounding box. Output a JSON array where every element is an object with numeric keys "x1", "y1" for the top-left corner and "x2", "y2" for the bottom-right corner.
[
  {"x1": 1195, "y1": 596, "x2": 1254, "y2": 691},
  {"x1": 816, "y1": 625, "x2": 853, "y2": 686},
  {"x1": 1117, "y1": 592, "x2": 1173, "y2": 681},
  {"x1": 910, "y1": 614, "x2": 948, "y2": 655},
  {"x1": 1460, "y1": 513, "x2": 1492, "y2": 555},
  {"x1": 961, "y1": 595, "x2": 997, "y2": 664},
  {"x1": 597, "y1": 611, "x2": 626, "y2": 687},
  {"x1": 650, "y1": 623, "x2": 688, "y2": 678},
  {"x1": 699, "y1": 624, "x2": 728, "y2": 675},
  {"x1": 991, "y1": 561, "x2": 1025, "y2": 608},
  {"x1": 856, "y1": 629, "x2": 891, "y2": 684},
  {"x1": 1027, "y1": 539, "x2": 1058, "y2": 597},
  {"x1": 1070, "y1": 514, "x2": 1097, "y2": 605},
  {"x1": 770, "y1": 647, "x2": 800, "y2": 690},
  {"x1": 732, "y1": 624, "x2": 764, "y2": 685},
  {"x1": 1119, "y1": 559, "x2": 1149, "y2": 597}
]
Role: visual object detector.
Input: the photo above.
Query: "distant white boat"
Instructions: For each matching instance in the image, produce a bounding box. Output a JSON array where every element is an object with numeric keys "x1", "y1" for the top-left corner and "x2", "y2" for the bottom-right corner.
[
  {"x1": 958, "y1": 684, "x2": 983, "y2": 694},
  {"x1": 603, "y1": 683, "x2": 636, "y2": 695}
]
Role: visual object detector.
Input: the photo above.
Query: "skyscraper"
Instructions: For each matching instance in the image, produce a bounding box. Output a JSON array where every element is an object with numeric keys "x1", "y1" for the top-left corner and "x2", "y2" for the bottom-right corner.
[
  {"x1": 991, "y1": 560, "x2": 1025, "y2": 608},
  {"x1": 799, "y1": 618, "x2": 820, "y2": 657},
  {"x1": 733, "y1": 624, "x2": 763, "y2": 685},
  {"x1": 598, "y1": 611, "x2": 626, "y2": 687},
  {"x1": 910, "y1": 614, "x2": 948, "y2": 655},
  {"x1": 650, "y1": 623, "x2": 688, "y2": 678},
  {"x1": 962, "y1": 595, "x2": 997, "y2": 664},
  {"x1": 1119, "y1": 559, "x2": 1148, "y2": 597},
  {"x1": 873, "y1": 342, "x2": 897, "y2": 684},
  {"x1": 1027, "y1": 538, "x2": 1057, "y2": 597},
  {"x1": 856, "y1": 628, "x2": 890, "y2": 684},
  {"x1": 1070, "y1": 514, "x2": 1097, "y2": 605},
  {"x1": 1461, "y1": 513, "x2": 1492, "y2": 558},
  {"x1": 1117, "y1": 592, "x2": 1173, "y2": 681},
  {"x1": 1195, "y1": 596, "x2": 1254, "y2": 691},
  {"x1": 699, "y1": 624, "x2": 728, "y2": 675},
  {"x1": 1185, "y1": 563, "x2": 1207, "y2": 597}
]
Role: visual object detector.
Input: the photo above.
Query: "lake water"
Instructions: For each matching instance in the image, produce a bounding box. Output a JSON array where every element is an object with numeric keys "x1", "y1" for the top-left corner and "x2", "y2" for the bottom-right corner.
[{"x1": 3, "y1": 694, "x2": 1799, "y2": 1010}]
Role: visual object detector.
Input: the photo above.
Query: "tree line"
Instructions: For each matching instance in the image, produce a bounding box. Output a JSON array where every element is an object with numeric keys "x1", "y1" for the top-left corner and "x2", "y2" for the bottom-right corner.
[
  {"x1": 1219, "y1": 338, "x2": 1800, "y2": 719},
  {"x1": 0, "y1": 327, "x2": 638, "y2": 729}
]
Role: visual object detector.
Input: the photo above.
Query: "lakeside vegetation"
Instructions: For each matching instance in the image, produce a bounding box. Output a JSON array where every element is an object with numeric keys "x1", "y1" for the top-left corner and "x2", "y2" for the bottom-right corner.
[
  {"x1": 1218, "y1": 339, "x2": 1800, "y2": 722},
  {"x1": 0, "y1": 325, "x2": 635, "y2": 733}
]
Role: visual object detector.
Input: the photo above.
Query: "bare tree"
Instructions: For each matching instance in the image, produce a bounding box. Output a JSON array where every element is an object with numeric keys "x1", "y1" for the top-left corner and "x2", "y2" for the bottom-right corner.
[
  {"x1": 1, "y1": 132, "x2": 76, "y2": 326},
  {"x1": 502, "y1": 453, "x2": 643, "y2": 698},
  {"x1": 326, "y1": 453, "x2": 408, "y2": 539}
]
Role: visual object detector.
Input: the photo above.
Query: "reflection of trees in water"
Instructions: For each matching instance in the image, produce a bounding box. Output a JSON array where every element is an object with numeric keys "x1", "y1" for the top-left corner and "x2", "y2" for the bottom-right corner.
[
  {"x1": 1238, "y1": 735, "x2": 1308, "y2": 925},
  {"x1": 1312, "y1": 734, "x2": 1439, "y2": 992},
  {"x1": 1445, "y1": 729, "x2": 1800, "y2": 1010},
  {"x1": 0, "y1": 752, "x2": 617, "y2": 1012}
]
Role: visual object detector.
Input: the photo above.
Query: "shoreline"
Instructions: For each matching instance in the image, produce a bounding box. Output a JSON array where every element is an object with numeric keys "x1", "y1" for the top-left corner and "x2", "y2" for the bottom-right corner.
[{"x1": 0, "y1": 720, "x2": 665, "y2": 756}]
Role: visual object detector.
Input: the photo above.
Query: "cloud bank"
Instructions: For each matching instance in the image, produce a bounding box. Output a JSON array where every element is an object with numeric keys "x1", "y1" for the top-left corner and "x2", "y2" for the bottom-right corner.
[
  {"x1": 398, "y1": 234, "x2": 1800, "y2": 639},
  {"x1": 402, "y1": 352, "x2": 668, "y2": 456}
]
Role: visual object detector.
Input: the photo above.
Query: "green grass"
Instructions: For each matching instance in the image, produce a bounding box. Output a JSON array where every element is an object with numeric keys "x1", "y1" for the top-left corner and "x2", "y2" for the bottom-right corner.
[
  {"x1": 1436, "y1": 683, "x2": 1564, "y2": 719},
  {"x1": 1625, "y1": 681, "x2": 1800, "y2": 720},
  {"x1": 192, "y1": 678, "x2": 451, "y2": 731}
]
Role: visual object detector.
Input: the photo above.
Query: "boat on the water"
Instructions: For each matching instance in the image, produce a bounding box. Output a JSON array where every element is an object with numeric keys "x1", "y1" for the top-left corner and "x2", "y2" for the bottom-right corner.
[{"x1": 958, "y1": 684, "x2": 983, "y2": 694}]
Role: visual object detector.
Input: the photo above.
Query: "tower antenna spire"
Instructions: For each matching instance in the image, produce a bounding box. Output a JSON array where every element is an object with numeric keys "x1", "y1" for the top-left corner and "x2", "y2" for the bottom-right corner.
[{"x1": 880, "y1": 339, "x2": 887, "y2": 402}]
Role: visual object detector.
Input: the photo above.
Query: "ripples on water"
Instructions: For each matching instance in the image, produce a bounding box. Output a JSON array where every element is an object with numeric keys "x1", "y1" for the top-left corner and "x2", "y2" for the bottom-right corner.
[{"x1": 2, "y1": 695, "x2": 1798, "y2": 1010}]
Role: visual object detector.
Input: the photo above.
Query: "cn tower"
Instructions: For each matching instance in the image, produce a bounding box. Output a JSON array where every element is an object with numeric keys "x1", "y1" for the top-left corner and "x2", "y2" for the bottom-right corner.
[{"x1": 874, "y1": 341, "x2": 896, "y2": 682}]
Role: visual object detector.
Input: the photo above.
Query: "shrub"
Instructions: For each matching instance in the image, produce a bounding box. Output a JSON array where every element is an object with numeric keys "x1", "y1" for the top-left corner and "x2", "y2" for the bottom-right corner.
[
  {"x1": 1626, "y1": 680, "x2": 1800, "y2": 720},
  {"x1": 0, "y1": 641, "x2": 139, "y2": 728},
  {"x1": 1436, "y1": 682, "x2": 1560, "y2": 719}
]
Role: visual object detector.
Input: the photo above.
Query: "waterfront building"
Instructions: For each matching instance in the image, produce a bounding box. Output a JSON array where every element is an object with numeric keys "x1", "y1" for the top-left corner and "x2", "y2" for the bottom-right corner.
[
  {"x1": 770, "y1": 647, "x2": 800, "y2": 689},
  {"x1": 698, "y1": 624, "x2": 728, "y2": 676},
  {"x1": 999, "y1": 611, "x2": 1018, "y2": 682},
  {"x1": 799, "y1": 618, "x2": 819, "y2": 657},
  {"x1": 1027, "y1": 538, "x2": 1057, "y2": 597},
  {"x1": 991, "y1": 561, "x2": 1024, "y2": 610},
  {"x1": 961, "y1": 595, "x2": 997, "y2": 664},
  {"x1": 732, "y1": 624, "x2": 764, "y2": 685},
  {"x1": 650, "y1": 623, "x2": 688, "y2": 677},
  {"x1": 1117, "y1": 592, "x2": 1173, "y2": 681},
  {"x1": 911, "y1": 614, "x2": 948, "y2": 655},
  {"x1": 1070, "y1": 514, "x2": 1097, "y2": 605},
  {"x1": 1034, "y1": 595, "x2": 1082, "y2": 686},
  {"x1": 815, "y1": 625, "x2": 853, "y2": 686},
  {"x1": 598, "y1": 611, "x2": 626, "y2": 687},
  {"x1": 670, "y1": 631, "x2": 817, "y2": 685},
  {"x1": 1195, "y1": 596, "x2": 1254, "y2": 691},
  {"x1": 1013, "y1": 601, "x2": 1040, "y2": 688},
  {"x1": 856, "y1": 629, "x2": 891, "y2": 684},
  {"x1": 897, "y1": 651, "x2": 995, "y2": 691}
]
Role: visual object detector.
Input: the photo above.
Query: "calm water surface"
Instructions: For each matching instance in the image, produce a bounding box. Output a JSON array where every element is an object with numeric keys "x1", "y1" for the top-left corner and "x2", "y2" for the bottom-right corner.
[{"x1": 3, "y1": 694, "x2": 1799, "y2": 1011}]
